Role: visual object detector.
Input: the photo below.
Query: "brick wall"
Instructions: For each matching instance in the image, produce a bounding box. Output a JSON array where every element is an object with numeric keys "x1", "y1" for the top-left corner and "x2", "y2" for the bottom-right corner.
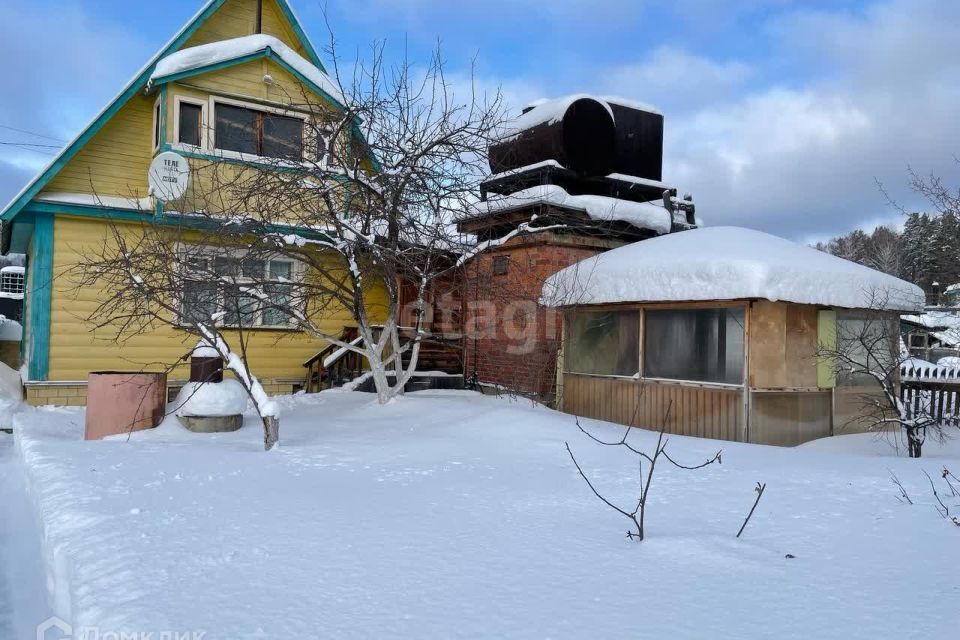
[{"x1": 462, "y1": 232, "x2": 617, "y2": 401}]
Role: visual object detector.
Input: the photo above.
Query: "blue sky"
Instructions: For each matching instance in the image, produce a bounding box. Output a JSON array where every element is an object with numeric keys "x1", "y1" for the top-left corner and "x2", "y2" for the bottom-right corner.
[{"x1": 1, "y1": 0, "x2": 958, "y2": 241}]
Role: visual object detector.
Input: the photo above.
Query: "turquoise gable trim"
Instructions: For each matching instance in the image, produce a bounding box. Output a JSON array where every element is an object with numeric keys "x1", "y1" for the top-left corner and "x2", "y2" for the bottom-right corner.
[
  {"x1": 0, "y1": 1, "x2": 235, "y2": 224},
  {"x1": 150, "y1": 48, "x2": 346, "y2": 113},
  {"x1": 150, "y1": 51, "x2": 268, "y2": 88},
  {"x1": 26, "y1": 212, "x2": 53, "y2": 381},
  {"x1": 275, "y1": 0, "x2": 326, "y2": 71},
  {"x1": 265, "y1": 49, "x2": 345, "y2": 111},
  {"x1": 0, "y1": 0, "x2": 359, "y2": 226},
  {"x1": 157, "y1": 143, "x2": 353, "y2": 183},
  {"x1": 22, "y1": 202, "x2": 334, "y2": 244}
]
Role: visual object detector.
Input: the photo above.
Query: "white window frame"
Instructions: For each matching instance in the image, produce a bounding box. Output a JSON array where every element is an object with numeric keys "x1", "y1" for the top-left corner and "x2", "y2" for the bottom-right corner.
[
  {"x1": 177, "y1": 246, "x2": 302, "y2": 330},
  {"x1": 208, "y1": 95, "x2": 310, "y2": 163},
  {"x1": 172, "y1": 95, "x2": 208, "y2": 150}
]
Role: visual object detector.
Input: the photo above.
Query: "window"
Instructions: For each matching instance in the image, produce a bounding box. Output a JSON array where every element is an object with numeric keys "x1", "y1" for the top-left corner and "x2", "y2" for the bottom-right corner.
[
  {"x1": 180, "y1": 252, "x2": 297, "y2": 328},
  {"x1": 644, "y1": 308, "x2": 745, "y2": 384},
  {"x1": 178, "y1": 102, "x2": 203, "y2": 147},
  {"x1": 214, "y1": 103, "x2": 303, "y2": 160},
  {"x1": 565, "y1": 311, "x2": 640, "y2": 377},
  {"x1": 493, "y1": 255, "x2": 509, "y2": 276},
  {"x1": 835, "y1": 312, "x2": 897, "y2": 384}
]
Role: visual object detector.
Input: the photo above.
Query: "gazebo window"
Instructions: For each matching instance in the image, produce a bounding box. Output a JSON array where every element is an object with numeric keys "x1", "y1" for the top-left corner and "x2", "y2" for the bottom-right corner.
[
  {"x1": 565, "y1": 310, "x2": 639, "y2": 376},
  {"x1": 644, "y1": 308, "x2": 745, "y2": 385}
]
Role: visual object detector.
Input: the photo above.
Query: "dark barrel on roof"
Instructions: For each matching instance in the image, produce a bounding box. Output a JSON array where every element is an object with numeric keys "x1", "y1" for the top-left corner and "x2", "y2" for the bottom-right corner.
[
  {"x1": 608, "y1": 101, "x2": 663, "y2": 182},
  {"x1": 488, "y1": 96, "x2": 617, "y2": 177}
]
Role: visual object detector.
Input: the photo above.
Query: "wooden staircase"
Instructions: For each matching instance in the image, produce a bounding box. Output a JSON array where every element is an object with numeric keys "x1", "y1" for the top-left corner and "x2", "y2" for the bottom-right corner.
[{"x1": 303, "y1": 326, "x2": 463, "y2": 393}]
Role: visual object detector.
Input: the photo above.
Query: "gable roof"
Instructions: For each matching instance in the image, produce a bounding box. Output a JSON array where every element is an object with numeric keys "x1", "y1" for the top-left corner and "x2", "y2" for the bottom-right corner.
[
  {"x1": 149, "y1": 34, "x2": 344, "y2": 106},
  {"x1": 0, "y1": 0, "x2": 329, "y2": 224}
]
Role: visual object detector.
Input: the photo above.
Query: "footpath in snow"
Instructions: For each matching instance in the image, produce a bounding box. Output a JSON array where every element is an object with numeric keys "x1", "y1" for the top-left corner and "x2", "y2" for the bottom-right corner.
[
  {"x1": 0, "y1": 431, "x2": 51, "y2": 639},
  {"x1": 9, "y1": 389, "x2": 960, "y2": 639}
]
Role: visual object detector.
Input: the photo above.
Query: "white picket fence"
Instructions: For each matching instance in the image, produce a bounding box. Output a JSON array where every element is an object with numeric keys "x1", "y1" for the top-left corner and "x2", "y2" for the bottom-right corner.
[{"x1": 900, "y1": 362, "x2": 960, "y2": 426}]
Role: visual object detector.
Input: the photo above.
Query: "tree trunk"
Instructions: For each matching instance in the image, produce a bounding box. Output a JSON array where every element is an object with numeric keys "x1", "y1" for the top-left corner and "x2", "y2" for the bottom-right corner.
[
  {"x1": 906, "y1": 427, "x2": 922, "y2": 458},
  {"x1": 263, "y1": 415, "x2": 280, "y2": 451}
]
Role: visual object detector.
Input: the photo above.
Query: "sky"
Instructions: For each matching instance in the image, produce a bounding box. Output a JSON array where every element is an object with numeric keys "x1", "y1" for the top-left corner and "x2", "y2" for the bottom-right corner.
[{"x1": 0, "y1": 0, "x2": 958, "y2": 242}]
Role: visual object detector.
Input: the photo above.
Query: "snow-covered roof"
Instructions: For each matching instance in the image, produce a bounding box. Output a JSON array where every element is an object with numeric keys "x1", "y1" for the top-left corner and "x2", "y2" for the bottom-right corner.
[
  {"x1": 902, "y1": 311, "x2": 960, "y2": 347},
  {"x1": 150, "y1": 34, "x2": 344, "y2": 105},
  {"x1": 477, "y1": 184, "x2": 672, "y2": 235},
  {"x1": 498, "y1": 94, "x2": 661, "y2": 143},
  {"x1": 0, "y1": 266, "x2": 24, "y2": 275},
  {"x1": 945, "y1": 283, "x2": 960, "y2": 294},
  {"x1": 901, "y1": 310, "x2": 960, "y2": 330},
  {"x1": 485, "y1": 160, "x2": 564, "y2": 182},
  {"x1": 500, "y1": 95, "x2": 612, "y2": 142},
  {"x1": 542, "y1": 226, "x2": 925, "y2": 311},
  {"x1": 601, "y1": 96, "x2": 662, "y2": 115},
  {"x1": 1, "y1": 0, "x2": 333, "y2": 226}
]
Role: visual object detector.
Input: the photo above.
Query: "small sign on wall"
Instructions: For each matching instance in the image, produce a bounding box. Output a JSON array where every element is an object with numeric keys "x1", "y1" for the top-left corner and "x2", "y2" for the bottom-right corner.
[{"x1": 148, "y1": 151, "x2": 190, "y2": 202}]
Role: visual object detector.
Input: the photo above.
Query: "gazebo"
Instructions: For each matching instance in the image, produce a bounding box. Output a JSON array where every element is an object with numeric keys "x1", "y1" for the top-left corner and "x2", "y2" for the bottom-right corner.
[{"x1": 543, "y1": 226, "x2": 925, "y2": 446}]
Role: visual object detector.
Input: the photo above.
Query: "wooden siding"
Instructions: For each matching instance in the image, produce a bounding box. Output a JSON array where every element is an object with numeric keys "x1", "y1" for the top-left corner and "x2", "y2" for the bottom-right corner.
[
  {"x1": 173, "y1": 58, "x2": 318, "y2": 105},
  {"x1": 46, "y1": 215, "x2": 387, "y2": 382},
  {"x1": 185, "y1": 0, "x2": 310, "y2": 60},
  {"x1": 44, "y1": 95, "x2": 155, "y2": 198},
  {"x1": 562, "y1": 373, "x2": 744, "y2": 442},
  {"x1": 42, "y1": 1, "x2": 333, "y2": 204}
]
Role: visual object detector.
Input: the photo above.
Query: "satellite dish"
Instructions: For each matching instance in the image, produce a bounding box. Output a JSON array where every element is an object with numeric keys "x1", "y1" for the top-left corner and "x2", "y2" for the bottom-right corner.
[{"x1": 148, "y1": 151, "x2": 190, "y2": 202}]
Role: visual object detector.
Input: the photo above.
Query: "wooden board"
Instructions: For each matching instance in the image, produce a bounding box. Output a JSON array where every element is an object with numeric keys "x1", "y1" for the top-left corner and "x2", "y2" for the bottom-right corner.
[{"x1": 562, "y1": 373, "x2": 744, "y2": 442}]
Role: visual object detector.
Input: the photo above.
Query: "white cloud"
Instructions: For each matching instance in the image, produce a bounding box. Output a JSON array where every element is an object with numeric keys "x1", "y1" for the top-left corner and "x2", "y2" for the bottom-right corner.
[
  {"x1": 602, "y1": 47, "x2": 752, "y2": 114},
  {"x1": 595, "y1": 0, "x2": 960, "y2": 239},
  {"x1": 0, "y1": 1, "x2": 148, "y2": 205}
]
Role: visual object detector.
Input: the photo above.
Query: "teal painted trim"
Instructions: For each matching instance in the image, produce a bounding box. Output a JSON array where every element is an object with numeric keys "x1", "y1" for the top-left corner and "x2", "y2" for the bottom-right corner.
[
  {"x1": 275, "y1": 0, "x2": 326, "y2": 71},
  {"x1": 158, "y1": 143, "x2": 352, "y2": 183},
  {"x1": 351, "y1": 121, "x2": 382, "y2": 173},
  {"x1": 27, "y1": 212, "x2": 53, "y2": 381},
  {"x1": 8, "y1": 218, "x2": 35, "y2": 254},
  {"x1": 159, "y1": 85, "x2": 168, "y2": 146},
  {"x1": 265, "y1": 51, "x2": 345, "y2": 112},
  {"x1": 149, "y1": 51, "x2": 267, "y2": 88},
  {"x1": 22, "y1": 202, "x2": 334, "y2": 243},
  {"x1": 149, "y1": 48, "x2": 346, "y2": 113},
  {"x1": 0, "y1": 0, "x2": 228, "y2": 224},
  {"x1": 0, "y1": 0, "x2": 349, "y2": 226}
]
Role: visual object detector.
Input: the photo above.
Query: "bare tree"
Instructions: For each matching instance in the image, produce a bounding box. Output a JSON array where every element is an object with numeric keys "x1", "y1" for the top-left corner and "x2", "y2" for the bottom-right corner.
[
  {"x1": 72, "y1": 224, "x2": 284, "y2": 449},
  {"x1": 71, "y1": 32, "x2": 523, "y2": 423},
  {"x1": 565, "y1": 400, "x2": 723, "y2": 541},
  {"x1": 817, "y1": 294, "x2": 948, "y2": 458}
]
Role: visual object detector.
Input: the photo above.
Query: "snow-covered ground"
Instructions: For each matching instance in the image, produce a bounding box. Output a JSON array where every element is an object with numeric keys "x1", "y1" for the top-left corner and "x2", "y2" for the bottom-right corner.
[
  {"x1": 0, "y1": 432, "x2": 52, "y2": 639},
  {"x1": 8, "y1": 390, "x2": 960, "y2": 638}
]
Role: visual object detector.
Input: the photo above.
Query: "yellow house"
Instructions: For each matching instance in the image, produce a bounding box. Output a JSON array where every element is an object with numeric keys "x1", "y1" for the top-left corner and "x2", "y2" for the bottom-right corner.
[{"x1": 0, "y1": 0, "x2": 385, "y2": 406}]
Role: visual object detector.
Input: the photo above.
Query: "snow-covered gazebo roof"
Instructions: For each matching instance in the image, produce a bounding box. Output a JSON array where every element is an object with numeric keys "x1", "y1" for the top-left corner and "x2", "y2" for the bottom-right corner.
[{"x1": 542, "y1": 226, "x2": 925, "y2": 312}]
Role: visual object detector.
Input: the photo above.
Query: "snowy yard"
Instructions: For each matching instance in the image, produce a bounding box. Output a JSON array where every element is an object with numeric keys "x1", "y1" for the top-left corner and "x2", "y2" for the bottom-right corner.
[{"x1": 5, "y1": 389, "x2": 960, "y2": 638}]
